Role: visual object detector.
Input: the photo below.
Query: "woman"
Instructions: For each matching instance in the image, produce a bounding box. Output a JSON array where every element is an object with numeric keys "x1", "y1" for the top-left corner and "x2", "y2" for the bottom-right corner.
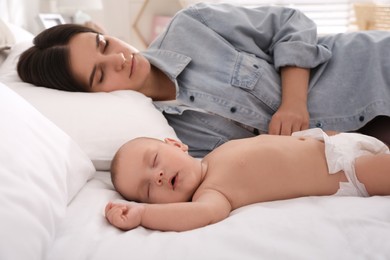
[{"x1": 17, "y1": 3, "x2": 390, "y2": 157}]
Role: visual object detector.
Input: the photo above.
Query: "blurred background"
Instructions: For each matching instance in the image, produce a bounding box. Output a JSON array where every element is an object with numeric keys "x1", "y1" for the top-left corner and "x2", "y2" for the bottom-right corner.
[{"x1": 1, "y1": 0, "x2": 389, "y2": 51}]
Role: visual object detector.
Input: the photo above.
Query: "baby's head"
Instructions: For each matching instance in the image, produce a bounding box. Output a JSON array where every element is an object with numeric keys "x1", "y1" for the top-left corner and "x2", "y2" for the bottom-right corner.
[{"x1": 111, "y1": 137, "x2": 203, "y2": 204}]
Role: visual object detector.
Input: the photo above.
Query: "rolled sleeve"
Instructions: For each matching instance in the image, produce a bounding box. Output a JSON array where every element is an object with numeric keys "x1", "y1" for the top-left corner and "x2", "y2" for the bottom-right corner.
[
  {"x1": 188, "y1": 3, "x2": 332, "y2": 70},
  {"x1": 273, "y1": 41, "x2": 332, "y2": 70}
]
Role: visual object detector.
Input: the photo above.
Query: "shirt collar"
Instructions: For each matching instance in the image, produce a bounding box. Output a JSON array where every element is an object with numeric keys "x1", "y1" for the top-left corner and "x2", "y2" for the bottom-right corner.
[{"x1": 141, "y1": 49, "x2": 192, "y2": 80}]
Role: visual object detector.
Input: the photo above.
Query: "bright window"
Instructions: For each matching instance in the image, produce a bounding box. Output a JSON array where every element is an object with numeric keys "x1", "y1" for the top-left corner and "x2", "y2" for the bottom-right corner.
[{"x1": 181, "y1": 0, "x2": 356, "y2": 34}]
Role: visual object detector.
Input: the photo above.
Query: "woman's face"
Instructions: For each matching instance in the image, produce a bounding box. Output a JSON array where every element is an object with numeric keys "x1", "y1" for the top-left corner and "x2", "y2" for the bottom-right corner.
[{"x1": 68, "y1": 32, "x2": 151, "y2": 93}]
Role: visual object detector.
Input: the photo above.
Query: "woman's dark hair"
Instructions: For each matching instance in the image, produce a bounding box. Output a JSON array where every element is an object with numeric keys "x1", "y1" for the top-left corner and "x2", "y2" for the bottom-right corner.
[{"x1": 17, "y1": 24, "x2": 98, "y2": 92}]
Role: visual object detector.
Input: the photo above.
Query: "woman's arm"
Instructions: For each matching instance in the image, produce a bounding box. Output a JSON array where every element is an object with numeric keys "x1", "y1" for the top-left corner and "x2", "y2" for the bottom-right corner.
[
  {"x1": 189, "y1": 3, "x2": 331, "y2": 69},
  {"x1": 268, "y1": 66, "x2": 310, "y2": 135},
  {"x1": 105, "y1": 190, "x2": 232, "y2": 232},
  {"x1": 188, "y1": 3, "x2": 331, "y2": 135}
]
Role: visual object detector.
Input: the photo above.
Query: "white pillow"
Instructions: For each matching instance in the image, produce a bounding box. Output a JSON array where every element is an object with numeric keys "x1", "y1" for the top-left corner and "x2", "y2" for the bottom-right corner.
[
  {"x1": 0, "y1": 18, "x2": 15, "y2": 50},
  {"x1": 0, "y1": 18, "x2": 15, "y2": 65},
  {"x1": 0, "y1": 41, "x2": 179, "y2": 171},
  {"x1": 0, "y1": 19, "x2": 34, "y2": 65},
  {"x1": 5, "y1": 21, "x2": 35, "y2": 43},
  {"x1": 0, "y1": 82, "x2": 95, "y2": 260}
]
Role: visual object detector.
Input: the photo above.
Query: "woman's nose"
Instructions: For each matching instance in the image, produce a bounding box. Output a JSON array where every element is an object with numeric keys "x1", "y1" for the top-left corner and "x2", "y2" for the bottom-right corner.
[{"x1": 110, "y1": 52, "x2": 126, "y2": 71}]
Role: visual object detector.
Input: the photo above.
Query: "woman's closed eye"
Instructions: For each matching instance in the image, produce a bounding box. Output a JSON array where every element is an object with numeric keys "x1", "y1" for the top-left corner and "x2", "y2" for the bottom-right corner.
[
  {"x1": 95, "y1": 34, "x2": 109, "y2": 84},
  {"x1": 98, "y1": 34, "x2": 109, "y2": 53}
]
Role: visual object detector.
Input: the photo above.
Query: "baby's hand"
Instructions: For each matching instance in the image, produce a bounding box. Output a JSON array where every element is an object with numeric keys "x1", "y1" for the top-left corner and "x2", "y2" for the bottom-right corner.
[{"x1": 105, "y1": 201, "x2": 145, "y2": 230}]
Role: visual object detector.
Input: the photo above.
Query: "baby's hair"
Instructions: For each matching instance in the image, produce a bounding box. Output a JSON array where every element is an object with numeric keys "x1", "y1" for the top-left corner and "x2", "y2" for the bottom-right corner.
[{"x1": 110, "y1": 144, "x2": 126, "y2": 189}]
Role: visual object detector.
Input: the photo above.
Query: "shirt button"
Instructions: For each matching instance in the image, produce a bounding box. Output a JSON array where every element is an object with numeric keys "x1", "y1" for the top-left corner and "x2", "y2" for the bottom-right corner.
[
  {"x1": 253, "y1": 64, "x2": 259, "y2": 69},
  {"x1": 315, "y1": 122, "x2": 323, "y2": 128},
  {"x1": 230, "y1": 107, "x2": 237, "y2": 113},
  {"x1": 359, "y1": 116, "x2": 365, "y2": 122},
  {"x1": 189, "y1": 95, "x2": 195, "y2": 102}
]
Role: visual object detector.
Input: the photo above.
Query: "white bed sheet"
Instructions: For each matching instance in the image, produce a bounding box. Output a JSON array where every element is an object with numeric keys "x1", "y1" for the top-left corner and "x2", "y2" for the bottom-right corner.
[
  {"x1": 47, "y1": 171, "x2": 390, "y2": 260},
  {"x1": 2, "y1": 2, "x2": 390, "y2": 259}
]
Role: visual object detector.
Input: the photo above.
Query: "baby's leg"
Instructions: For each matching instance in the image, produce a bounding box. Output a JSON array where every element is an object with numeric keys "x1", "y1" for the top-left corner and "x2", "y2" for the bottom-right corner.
[{"x1": 355, "y1": 154, "x2": 390, "y2": 196}]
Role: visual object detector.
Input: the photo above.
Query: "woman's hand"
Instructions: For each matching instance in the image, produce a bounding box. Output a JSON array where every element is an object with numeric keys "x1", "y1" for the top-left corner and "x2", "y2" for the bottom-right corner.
[
  {"x1": 268, "y1": 102, "x2": 309, "y2": 135},
  {"x1": 105, "y1": 201, "x2": 145, "y2": 231},
  {"x1": 269, "y1": 66, "x2": 310, "y2": 135}
]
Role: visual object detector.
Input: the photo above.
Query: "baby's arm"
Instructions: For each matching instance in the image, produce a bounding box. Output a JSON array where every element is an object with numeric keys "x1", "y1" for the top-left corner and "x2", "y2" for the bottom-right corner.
[{"x1": 105, "y1": 190, "x2": 231, "y2": 232}]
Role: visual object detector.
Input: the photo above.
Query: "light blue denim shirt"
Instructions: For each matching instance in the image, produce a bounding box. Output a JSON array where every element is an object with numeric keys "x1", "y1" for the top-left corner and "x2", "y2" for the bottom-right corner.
[{"x1": 142, "y1": 3, "x2": 390, "y2": 157}]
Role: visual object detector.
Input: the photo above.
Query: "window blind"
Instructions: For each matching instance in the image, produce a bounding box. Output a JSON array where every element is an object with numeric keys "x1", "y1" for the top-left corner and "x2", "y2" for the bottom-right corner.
[{"x1": 181, "y1": 0, "x2": 355, "y2": 34}]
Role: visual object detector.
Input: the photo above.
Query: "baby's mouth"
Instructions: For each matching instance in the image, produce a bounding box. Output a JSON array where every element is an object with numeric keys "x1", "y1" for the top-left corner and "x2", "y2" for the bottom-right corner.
[{"x1": 171, "y1": 174, "x2": 178, "y2": 190}]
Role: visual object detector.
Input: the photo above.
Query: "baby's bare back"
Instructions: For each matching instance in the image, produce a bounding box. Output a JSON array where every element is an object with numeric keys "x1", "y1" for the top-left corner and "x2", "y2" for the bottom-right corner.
[{"x1": 198, "y1": 135, "x2": 346, "y2": 209}]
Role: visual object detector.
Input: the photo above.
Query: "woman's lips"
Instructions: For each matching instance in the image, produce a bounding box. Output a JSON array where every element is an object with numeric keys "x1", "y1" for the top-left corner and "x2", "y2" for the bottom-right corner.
[{"x1": 129, "y1": 53, "x2": 135, "y2": 78}]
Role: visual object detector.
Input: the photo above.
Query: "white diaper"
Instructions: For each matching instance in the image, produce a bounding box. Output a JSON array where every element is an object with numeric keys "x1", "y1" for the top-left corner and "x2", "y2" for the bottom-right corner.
[{"x1": 292, "y1": 128, "x2": 390, "y2": 197}]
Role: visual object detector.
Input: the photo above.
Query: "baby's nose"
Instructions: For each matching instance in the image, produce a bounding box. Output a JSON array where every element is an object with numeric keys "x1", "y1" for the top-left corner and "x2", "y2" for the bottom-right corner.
[{"x1": 155, "y1": 172, "x2": 165, "y2": 186}]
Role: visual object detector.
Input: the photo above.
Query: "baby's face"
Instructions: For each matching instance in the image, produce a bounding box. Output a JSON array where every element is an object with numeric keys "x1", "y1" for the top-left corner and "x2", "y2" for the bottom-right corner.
[{"x1": 115, "y1": 138, "x2": 203, "y2": 204}]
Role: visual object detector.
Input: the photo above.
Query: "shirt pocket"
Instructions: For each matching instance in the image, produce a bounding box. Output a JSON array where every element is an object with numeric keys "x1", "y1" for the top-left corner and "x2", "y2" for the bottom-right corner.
[{"x1": 231, "y1": 51, "x2": 263, "y2": 90}]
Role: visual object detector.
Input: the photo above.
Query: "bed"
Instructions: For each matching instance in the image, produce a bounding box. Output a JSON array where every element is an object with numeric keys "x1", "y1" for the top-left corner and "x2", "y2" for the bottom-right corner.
[{"x1": 1, "y1": 2, "x2": 390, "y2": 260}]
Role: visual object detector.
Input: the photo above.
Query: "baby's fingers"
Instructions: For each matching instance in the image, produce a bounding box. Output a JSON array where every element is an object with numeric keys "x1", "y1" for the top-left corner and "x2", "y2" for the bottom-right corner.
[
  {"x1": 107, "y1": 208, "x2": 128, "y2": 227},
  {"x1": 104, "y1": 201, "x2": 143, "y2": 230},
  {"x1": 105, "y1": 204, "x2": 125, "y2": 221},
  {"x1": 105, "y1": 201, "x2": 114, "y2": 215},
  {"x1": 105, "y1": 201, "x2": 128, "y2": 214}
]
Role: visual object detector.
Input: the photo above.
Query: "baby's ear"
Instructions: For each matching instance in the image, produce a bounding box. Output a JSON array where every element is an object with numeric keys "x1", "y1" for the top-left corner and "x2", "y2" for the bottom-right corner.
[{"x1": 164, "y1": 138, "x2": 188, "y2": 152}]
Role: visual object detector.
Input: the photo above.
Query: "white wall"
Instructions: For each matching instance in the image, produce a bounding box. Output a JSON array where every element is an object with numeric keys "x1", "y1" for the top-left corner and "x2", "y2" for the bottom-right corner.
[
  {"x1": 0, "y1": 0, "x2": 183, "y2": 50},
  {"x1": 0, "y1": 0, "x2": 42, "y2": 34},
  {"x1": 90, "y1": 0, "x2": 146, "y2": 50},
  {"x1": 92, "y1": 0, "x2": 182, "y2": 51}
]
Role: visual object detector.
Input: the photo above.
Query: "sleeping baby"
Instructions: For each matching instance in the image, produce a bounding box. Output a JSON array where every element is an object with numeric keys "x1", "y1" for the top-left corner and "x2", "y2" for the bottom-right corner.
[{"x1": 105, "y1": 128, "x2": 390, "y2": 232}]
